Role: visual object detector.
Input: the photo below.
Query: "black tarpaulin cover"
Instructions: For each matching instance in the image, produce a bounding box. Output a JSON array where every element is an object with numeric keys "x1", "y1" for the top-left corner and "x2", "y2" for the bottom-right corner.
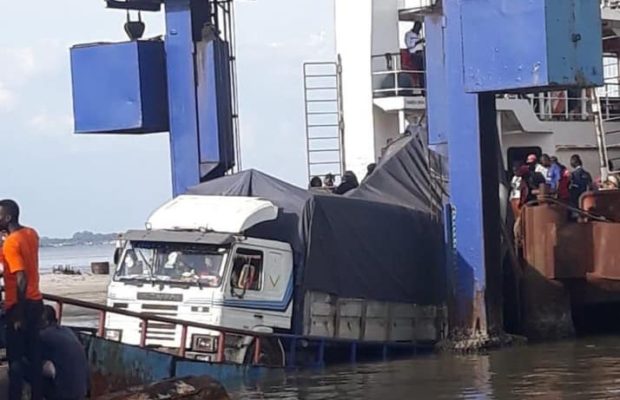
[
  {"x1": 187, "y1": 163, "x2": 445, "y2": 306},
  {"x1": 302, "y1": 194, "x2": 445, "y2": 305},
  {"x1": 187, "y1": 169, "x2": 310, "y2": 274},
  {"x1": 347, "y1": 135, "x2": 445, "y2": 214}
]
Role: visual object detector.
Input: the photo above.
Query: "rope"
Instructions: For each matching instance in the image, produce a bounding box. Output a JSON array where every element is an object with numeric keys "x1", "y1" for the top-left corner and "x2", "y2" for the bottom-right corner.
[{"x1": 522, "y1": 196, "x2": 611, "y2": 222}]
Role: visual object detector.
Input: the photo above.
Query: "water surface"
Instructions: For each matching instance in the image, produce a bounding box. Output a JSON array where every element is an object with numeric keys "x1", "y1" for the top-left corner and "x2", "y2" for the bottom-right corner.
[{"x1": 231, "y1": 337, "x2": 620, "y2": 399}]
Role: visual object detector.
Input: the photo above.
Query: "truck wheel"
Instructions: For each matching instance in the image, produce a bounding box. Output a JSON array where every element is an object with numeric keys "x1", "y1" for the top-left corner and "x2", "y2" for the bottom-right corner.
[{"x1": 244, "y1": 338, "x2": 285, "y2": 367}]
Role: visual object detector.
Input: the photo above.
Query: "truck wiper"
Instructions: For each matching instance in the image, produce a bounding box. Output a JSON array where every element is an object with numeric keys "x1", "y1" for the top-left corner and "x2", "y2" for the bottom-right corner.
[{"x1": 117, "y1": 277, "x2": 149, "y2": 286}]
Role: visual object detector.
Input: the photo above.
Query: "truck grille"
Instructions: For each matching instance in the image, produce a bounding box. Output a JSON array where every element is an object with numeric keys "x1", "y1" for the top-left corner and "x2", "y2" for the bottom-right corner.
[
  {"x1": 140, "y1": 303, "x2": 179, "y2": 343},
  {"x1": 137, "y1": 292, "x2": 183, "y2": 302}
]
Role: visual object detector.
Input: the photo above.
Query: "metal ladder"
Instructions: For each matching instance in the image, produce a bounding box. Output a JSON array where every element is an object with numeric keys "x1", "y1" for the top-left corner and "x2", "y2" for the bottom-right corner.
[
  {"x1": 591, "y1": 89, "x2": 620, "y2": 181},
  {"x1": 303, "y1": 57, "x2": 345, "y2": 182}
]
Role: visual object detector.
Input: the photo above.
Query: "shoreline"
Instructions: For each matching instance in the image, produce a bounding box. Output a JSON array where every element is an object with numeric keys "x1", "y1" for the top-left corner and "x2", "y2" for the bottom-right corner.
[{"x1": 40, "y1": 274, "x2": 110, "y2": 326}]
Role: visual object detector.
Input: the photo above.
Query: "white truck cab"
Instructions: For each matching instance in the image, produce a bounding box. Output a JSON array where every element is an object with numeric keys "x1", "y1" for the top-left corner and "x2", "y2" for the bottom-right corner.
[{"x1": 104, "y1": 196, "x2": 293, "y2": 362}]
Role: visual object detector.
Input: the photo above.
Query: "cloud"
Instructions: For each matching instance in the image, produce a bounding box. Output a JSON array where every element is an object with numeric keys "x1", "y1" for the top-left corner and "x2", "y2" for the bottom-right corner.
[
  {"x1": 27, "y1": 111, "x2": 73, "y2": 134},
  {"x1": 0, "y1": 47, "x2": 36, "y2": 85},
  {"x1": 0, "y1": 83, "x2": 16, "y2": 112}
]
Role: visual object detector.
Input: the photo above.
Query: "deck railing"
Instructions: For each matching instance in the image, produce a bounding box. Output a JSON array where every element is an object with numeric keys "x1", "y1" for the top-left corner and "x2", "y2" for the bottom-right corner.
[
  {"x1": 371, "y1": 52, "x2": 426, "y2": 98},
  {"x1": 45, "y1": 293, "x2": 265, "y2": 364},
  {"x1": 43, "y1": 293, "x2": 425, "y2": 367}
]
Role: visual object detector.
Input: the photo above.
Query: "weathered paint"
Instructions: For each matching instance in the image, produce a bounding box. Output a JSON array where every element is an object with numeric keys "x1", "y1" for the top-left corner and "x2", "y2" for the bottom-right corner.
[
  {"x1": 79, "y1": 335, "x2": 274, "y2": 396},
  {"x1": 425, "y1": 1, "x2": 493, "y2": 342},
  {"x1": 82, "y1": 335, "x2": 174, "y2": 396}
]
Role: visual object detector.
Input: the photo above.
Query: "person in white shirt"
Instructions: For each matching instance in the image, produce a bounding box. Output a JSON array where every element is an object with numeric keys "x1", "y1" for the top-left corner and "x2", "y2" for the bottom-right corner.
[
  {"x1": 405, "y1": 22, "x2": 424, "y2": 54},
  {"x1": 404, "y1": 22, "x2": 425, "y2": 88},
  {"x1": 510, "y1": 161, "x2": 523, "y2": 218},
  {"x1": 527, "y1": 154, "x2": 548, "y2": 178}
]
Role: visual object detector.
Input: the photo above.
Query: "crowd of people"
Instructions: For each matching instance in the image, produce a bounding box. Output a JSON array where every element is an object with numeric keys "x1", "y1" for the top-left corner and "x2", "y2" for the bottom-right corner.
[
  {"x1": 0, "y1": 200, "x2": 89, "y2": 400},
  {"x1": 309, "y1": 164, "x2": 377, "y2": 195},
  {"x1": 509, "y1": 153, "x2": 616, "y2": 219}
]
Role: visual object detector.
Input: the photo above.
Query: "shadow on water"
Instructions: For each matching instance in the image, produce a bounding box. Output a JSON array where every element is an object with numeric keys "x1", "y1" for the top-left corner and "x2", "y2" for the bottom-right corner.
[{"x1": 230, "y1": 337, "x2": 620, "y2": 399}]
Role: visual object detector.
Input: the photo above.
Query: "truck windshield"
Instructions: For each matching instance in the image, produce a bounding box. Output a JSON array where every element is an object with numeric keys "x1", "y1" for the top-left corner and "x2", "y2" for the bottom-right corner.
[{"x1": 115, "y1": 241, "x2": 228, "y2": 287}]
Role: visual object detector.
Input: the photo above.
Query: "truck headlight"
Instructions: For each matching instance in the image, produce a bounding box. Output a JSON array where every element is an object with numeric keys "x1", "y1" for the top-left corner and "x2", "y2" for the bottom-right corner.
[
  {"x1": 191, "y1": 334, "x2": 217, "y2": 353},
  {"x1": 105, "y1": 329, "x2": 122, "y2": 342}
]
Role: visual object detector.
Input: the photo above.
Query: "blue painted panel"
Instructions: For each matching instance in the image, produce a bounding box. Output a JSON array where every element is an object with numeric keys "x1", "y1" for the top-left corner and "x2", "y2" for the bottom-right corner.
[
  {"x1": 461, "y1": 0, "x2": 602, "y2": 92},
  {"x1": 546, "y1": 0, "x2": 603, "y2": 86},
  {"x1": 84, "y1": 335, "x2": 173, "y2": 392},
  {"x1": 71, "y1": 41, "x2": 168, "y2": 133},
  {"x1": 138, "y1": 41, "x2": 170, "y2": 131},
  {"x1": 425, "y1": 14, "x2": 448, "y2": 146},
  {"x1": 196, "y1": 38, "x2": 235, "y2": 180},
  {"x1": 461, "y1": 0, "x2": 549, "y2": 92},
  {"x1": 164, "y1": 0, "x2": 202, "y2": 195},
  {"x1": 197, "y1": 39, "x2": 221, "y2": 163}
]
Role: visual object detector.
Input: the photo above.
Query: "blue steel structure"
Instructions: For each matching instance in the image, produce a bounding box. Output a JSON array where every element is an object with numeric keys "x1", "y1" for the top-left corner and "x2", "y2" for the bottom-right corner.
[
  {"x1": 70, "y1": 0, "x2": 238, "y2": 196},
  {"x1": 426, "y1": 0, "x2": 603, "y2": 339},
  {"x1": 69, "y1": 0, "x2": 604, "y2": 343}
]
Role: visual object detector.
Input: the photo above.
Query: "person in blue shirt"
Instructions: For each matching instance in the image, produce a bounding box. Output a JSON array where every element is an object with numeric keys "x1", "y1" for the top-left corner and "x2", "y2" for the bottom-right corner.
[{"x1": 541, "y1": 154, "x2": 561, "y2": 191}]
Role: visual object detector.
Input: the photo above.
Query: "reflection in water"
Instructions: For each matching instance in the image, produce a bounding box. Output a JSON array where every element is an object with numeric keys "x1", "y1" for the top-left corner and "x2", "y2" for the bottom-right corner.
[{"x1": 230, "y1": 337, "x2": 620, "y2": 399}]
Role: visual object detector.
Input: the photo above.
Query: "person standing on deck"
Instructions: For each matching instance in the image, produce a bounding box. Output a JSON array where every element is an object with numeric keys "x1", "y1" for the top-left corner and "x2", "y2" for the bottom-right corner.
[
  {"x1": 551, "y1": 156, "x2": 571, "y2": 202},
  {"x1": 323, "y1": 173, "x2": 336, "y2": 192},
  {"x1": 0, "y1": 199, "x2": 44, "y2": 400},
  {"x1": 510, "y1": 161, "x2": 523, "y2": 218},
  {"x1": 39, "y1": 305, "x2": 90, "y2": 400},
  {"x1": 404, "y1": 22, "x2": 425, "y2": 88},
  {"x1": 569, "y1": 154, "x2": 593, "y2": 210},
  {"x1": 334, "y1": 171, "x2": 359, "y2": 195},
  {"x1": 309, "y1": 176, "x2": 323, "y2": 189},
  {"x1": 527, "y1": 154, "x2": 548, "y2": 179},
  {"x1": 541, "y1": 154, "x2": 561, "y2": 191}
]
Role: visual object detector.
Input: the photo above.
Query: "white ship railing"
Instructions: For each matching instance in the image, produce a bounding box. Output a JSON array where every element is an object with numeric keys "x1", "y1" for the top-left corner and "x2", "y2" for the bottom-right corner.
[
  {"x1": 602, "y1": 0, "x2": 620, "y2": 9},
  {"x1": 514, "y1": 83, "x2": 620, "y2": 122},
  {"x1": 371, "y1": 52, "x2": 426, "y2": 98},
  {"x1": 371, "y1": 51, "x2": 620, "y2": 122}
]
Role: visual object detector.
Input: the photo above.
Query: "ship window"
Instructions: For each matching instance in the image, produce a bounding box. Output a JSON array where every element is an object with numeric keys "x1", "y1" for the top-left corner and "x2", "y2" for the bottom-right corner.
[{"x1": 230, "y1": 248, "x2": 263, "y2": 291}]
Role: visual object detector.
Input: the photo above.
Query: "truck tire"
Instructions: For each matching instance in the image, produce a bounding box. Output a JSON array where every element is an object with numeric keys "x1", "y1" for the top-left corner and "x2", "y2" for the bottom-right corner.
[{"x1": 244, "y1": 338, "x2": 285, "y2": 367}]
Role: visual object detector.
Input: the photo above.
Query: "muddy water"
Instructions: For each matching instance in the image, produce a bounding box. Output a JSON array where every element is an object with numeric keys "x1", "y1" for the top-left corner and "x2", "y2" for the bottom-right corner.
[{"x1": 230, "y1": 337, "x2": 620, "y2": 399}]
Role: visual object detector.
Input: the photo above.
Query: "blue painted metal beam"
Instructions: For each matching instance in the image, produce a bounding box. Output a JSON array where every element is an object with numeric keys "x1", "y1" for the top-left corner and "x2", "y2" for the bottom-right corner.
[
  {"x1": 426, "y1": 0, "x2": 603, "y2": 341},
  {"x1": 163, "y1": 0, "x2": 205, "y2": 195},
  {"x1": 106, "y1": 0, "x2": 162, "y2": 12},
  {"x1": 425, "y1": 5, "x2": 489, "y2": 338}
]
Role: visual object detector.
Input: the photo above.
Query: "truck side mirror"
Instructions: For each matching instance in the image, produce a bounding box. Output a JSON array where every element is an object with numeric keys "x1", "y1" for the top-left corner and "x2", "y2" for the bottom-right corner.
[{"x1": 113, "y1": 248, "x2": 122, "y2": 266}]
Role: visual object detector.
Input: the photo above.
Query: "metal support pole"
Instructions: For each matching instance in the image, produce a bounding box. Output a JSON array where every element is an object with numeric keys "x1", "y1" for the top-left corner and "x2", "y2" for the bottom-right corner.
[
  {"x1": 179, "y1": 325, "x2": 188, "y2": 358},
  {"x1": 54, "y1": 302, "x2": 64, "y2": 325},
  {"x1": 140, "y1": 319, "x2": 148, "y2": 347},
  {"x1": 216, "y1": 333, "x2": 226, "y2": 362},
  {"x1": 97, "y1": 310, "x2": 106, "y2": 337},
  {"x1": 253, "y1": 337, "x2": 262, "y2": 365}
]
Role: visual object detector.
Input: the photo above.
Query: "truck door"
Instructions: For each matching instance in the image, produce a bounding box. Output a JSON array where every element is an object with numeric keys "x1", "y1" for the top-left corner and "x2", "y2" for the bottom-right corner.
[{"x1": 224, "y1": 246, "x2": 291, "y2": 314}]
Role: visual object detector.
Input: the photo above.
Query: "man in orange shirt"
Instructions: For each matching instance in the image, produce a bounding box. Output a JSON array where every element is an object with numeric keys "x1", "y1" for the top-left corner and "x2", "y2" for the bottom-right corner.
[{"x1": 0, "y1": 199, "x2": 44, "y2": 400}]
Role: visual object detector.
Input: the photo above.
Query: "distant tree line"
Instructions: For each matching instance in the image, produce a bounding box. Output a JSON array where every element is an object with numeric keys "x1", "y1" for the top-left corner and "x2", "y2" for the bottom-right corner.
[{"x1": 40, "y1": 231, "x2": 118, "y2": 247}]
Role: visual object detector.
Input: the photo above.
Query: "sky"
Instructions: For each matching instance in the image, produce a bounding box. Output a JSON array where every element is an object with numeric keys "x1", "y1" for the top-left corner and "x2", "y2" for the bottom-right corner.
[{"x1": 0, "y1": 0, "x2": 335, "y2": 237}]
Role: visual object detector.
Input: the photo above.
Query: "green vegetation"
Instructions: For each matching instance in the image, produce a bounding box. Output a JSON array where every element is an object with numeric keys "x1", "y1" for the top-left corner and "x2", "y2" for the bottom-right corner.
[{"x1": 40, "y1": 231, "x2": 118, "y2": 248}]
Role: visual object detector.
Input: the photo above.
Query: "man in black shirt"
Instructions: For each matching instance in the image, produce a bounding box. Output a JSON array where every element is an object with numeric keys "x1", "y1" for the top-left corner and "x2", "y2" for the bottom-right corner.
[{"x1": 39, "y1": 306, "x2": 89, "y2": 400}]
